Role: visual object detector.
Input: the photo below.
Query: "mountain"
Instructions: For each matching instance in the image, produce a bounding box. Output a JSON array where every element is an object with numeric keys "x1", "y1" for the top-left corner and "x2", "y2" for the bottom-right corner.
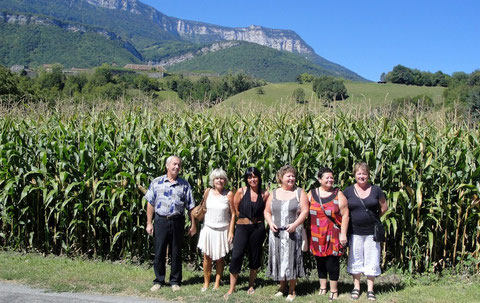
[
  {"x1": 167, "y1": 41, "x2": 355, "y2": 83},
  {"x1": 0, "y1": 0, "x2": 367, "y2": 81}
]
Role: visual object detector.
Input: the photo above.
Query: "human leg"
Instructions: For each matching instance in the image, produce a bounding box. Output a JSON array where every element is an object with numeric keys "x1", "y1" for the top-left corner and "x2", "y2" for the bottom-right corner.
[
  {"x1": 315, "y1": 256, "x2": 328, "y2": 295},
  {"x1": 326, "y1": 256, "x2": 340, "y2": 299},
  {"x1": 214, "y1": 257, "x2": 224, "y2": 290},
  {"x1": 227, "y1": 225, "x2": 249, "y2": 295},
  {"x1": 169, "y1": 217, "x2": 184, "y2": 286},
  {"x1": 247, "y1": 223, "x2": 265, "y2": 292},
  {"x1": 286, "y1": 279, "x2": 296, "y2": 301},
  {"x1": 347, "y1": 235, "x2": 366, "y2": 299},
  {"x1": 153, "y1": 217, "x2": 170, "y2": 285},
  {"x1": 203, "y1": 254, "x2": 212, "y2": 290}
]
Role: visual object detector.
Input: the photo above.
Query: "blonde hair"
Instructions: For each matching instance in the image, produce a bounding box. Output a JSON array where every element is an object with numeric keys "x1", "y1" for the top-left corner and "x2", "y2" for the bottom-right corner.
[
  {"x1": 209, "y1": 168, "x2": 228, "y2": 187},
  {"x1": 353, "y1": 162, "x2": 370, "y2": 176},
  {"x1": 276, "y1": 164, "x2": 297, "y2": 184}
]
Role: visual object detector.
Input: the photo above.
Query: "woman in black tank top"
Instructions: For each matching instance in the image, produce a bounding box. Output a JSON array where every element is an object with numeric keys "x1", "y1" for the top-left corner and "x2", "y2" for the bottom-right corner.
[{"x1": 225, "y1": 167, "x2": 269, "y2": 299}]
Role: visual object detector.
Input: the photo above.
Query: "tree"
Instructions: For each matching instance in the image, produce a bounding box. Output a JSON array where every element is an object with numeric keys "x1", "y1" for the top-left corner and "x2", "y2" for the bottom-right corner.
[
  {"x1": 312, "y1": 76, "x2": 348, "y2": 102},
  {"x1": 296, "y1": 73, "x2": 315, "y2": 84},
  {"x1": 0, "y1": 65, "x2": 19, "y2": 96},
  {"x1": 387, "y1": 65, "x2": 414, "y2": 85},
  {"x1": 292, "y1": 88, "x2": 306, "y2": 103}
]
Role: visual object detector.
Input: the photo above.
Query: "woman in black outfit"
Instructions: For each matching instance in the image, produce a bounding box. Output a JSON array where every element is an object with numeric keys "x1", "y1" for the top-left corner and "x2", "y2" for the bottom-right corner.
[{"x1": 225, "y1": 167, "x2": 269, "y2": 299}]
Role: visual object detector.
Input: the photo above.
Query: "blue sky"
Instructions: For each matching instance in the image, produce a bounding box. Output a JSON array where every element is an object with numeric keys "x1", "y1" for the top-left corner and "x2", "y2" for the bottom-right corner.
[{"x1": 142, "y1": 0, "x2": 479, "y2": 81}]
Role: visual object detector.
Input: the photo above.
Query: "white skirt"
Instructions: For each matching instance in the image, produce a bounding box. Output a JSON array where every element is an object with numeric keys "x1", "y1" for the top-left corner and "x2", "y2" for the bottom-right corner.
[{"x1": 197, "y1": 224, "x2": 232, "y2": 261}]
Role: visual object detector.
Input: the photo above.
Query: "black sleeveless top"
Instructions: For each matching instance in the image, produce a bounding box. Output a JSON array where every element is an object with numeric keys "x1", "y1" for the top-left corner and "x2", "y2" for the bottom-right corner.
[{"x1": 238, "y1": 187, "x2": 265, "y2": 220}]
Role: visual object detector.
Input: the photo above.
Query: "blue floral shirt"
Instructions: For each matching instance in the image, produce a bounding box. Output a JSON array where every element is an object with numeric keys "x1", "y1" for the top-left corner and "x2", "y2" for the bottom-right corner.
[{"x1": 144, "y1": 175, "x2": 195, "y2": 217}]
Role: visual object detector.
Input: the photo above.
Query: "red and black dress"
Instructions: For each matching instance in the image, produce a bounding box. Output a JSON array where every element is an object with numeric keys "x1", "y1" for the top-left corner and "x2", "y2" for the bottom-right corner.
[{"x1": 309, "y1": 188, "x2": 343, "y2": 281}]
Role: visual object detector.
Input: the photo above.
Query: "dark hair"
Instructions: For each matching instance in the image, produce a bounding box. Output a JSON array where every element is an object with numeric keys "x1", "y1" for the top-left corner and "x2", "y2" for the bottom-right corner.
[
  {"x1": 243, "y1": 167, "x2": 263, "y2": 190},
  {"x1": 317, "y1": 167, "x2": 334, "y2": 179}
]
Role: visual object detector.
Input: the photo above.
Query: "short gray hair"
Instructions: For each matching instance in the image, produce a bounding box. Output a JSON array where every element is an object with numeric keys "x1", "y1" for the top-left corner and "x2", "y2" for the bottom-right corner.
[
  {"x1": 209, "y1": 168, "x2": 228, "y2": 187},
  {"x1": 165, "y1": 155, "x2": 181, "y2": 166}
]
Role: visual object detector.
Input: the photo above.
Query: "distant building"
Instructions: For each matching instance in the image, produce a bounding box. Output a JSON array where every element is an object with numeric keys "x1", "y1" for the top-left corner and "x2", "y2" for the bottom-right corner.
[
  {"x1": 123, "y1": 64, "x2": 165, "y2": 72},
  {"x1": 62, "y1": 68, "x2": 91, "y2": 75},
  {"x1": 377, "y1": 81, "x2": 387, "y2": 84},
  {"x1": 10, "y1": 65, "x2": 26, "y2": 73}
]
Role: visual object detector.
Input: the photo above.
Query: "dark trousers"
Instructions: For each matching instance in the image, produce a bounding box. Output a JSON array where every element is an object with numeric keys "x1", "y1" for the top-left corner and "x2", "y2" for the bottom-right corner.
[
  {"x1": 229, "y1": 223, "x2": 266, "y2": 274},
  {"x1": 153, "y1": 215, "x2": 184, "y2": 285},
  {"x1": 316, "y1": 255, "x2": 340, "y2": 281}
]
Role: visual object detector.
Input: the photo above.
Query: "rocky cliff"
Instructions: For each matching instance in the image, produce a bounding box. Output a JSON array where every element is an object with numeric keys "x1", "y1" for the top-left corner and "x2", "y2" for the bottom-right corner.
[{"x1": 82, "y1": 0, "x2": 316, "y2": 55}]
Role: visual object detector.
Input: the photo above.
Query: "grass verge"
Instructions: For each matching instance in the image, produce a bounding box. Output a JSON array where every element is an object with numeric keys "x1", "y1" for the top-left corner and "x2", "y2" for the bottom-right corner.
[{"x1": 0, "y1": 250, "x2": 478, "y2": 302}]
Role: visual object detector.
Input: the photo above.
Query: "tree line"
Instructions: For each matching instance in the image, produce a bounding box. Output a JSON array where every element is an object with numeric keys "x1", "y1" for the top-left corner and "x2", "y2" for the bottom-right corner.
[{"x1": 0, "y1": 64, "x2": 265, "y2": 105}]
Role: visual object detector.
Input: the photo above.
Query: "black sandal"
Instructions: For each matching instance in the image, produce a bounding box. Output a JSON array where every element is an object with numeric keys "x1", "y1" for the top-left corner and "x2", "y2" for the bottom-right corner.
[
  {"x1": 367, "y1": 291, "x2": 376, "y2": 301},
  {"x1": 351, "y1": 289, "x2": 360, "y2": 300},
  {"x1": 329, "y1": 291, "x2": 338, "y2": 301}
]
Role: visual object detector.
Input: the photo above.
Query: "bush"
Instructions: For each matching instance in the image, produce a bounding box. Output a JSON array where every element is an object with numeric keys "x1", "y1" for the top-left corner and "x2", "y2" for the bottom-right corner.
[
  {"x1": 312, "y1": 76, "x2": 348, "y2": 102},
  {"x1": 292, "y1": 88, "x2": 306, "y2": 103}
]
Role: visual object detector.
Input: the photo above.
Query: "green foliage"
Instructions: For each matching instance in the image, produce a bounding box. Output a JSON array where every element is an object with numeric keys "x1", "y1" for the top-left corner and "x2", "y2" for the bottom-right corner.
[
  {"x1": 292, "y1": 88, "x2": 306, "y2": 103},
  {"x1": 295, "y1": 73, "x2": 315, "y2": 84},
  {"x1": 312, "y1": 76, "x2": 348, "y2": 102},
  {"x1": 443, "y1": 70, "x2": 480, "y2": 115},
  {"x1": 0, "y1": 65, "x2": 19, "y2": 96},
  {"x1": 391, "y1": 94, "x2": 434, "y2": 111},
  {"x1": 173, "y1": 72, "x2": 265, "y2": 105},
  {"x1": 0, "y1": 105, "x2": 479, "y2": 274},
  {"x1": 385, "y1": 65, "x2": 450, "y2": 87},
  {"x1": 0, "y1": 22, "x2": 142, "y2": 68},
  {"x1": 169, "y1": 42, "x2": 359, "y2": 83}
]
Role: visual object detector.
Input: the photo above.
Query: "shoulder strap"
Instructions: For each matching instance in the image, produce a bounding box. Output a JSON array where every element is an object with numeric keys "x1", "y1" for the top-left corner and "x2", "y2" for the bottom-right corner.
[
  {"x1": 353, "y1": 186, "x2": 379, "y2": 224},
  {"x1": 295, "y1": 187, "x2": 301, "y2": 202},
  {"x1": 200, "y1": 188, "x2": 210, "y2": 208},
  {"x1": 315, "y1": 188, "x2": 339, "y2": 228}
]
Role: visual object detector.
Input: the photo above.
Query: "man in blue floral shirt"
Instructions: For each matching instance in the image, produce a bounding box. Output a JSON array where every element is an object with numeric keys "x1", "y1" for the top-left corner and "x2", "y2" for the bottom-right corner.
[{"x1": 145, "y1": 155, "x2": 197, "y2": 292}]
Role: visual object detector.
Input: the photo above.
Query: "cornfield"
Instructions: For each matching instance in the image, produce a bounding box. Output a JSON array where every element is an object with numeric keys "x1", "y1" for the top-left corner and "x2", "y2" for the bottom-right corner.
[{"x1": 0, "y1": 100, "x2": 479, "y2": 273}]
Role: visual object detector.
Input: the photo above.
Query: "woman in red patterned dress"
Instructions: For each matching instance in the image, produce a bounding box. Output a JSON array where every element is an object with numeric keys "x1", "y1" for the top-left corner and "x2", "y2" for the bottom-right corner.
[{"x1": 308, "y1": 167, "x2": 349, "y2": 301}]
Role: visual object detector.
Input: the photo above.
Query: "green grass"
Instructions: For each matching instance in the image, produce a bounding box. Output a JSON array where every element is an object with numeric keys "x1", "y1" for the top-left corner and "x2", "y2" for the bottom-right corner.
[
  {"x1": 1, "y1": 251, "x2": 478, "y2": 303},
  {"x1": 218, "y1": 82, "x2": 446, "y2": 110}
]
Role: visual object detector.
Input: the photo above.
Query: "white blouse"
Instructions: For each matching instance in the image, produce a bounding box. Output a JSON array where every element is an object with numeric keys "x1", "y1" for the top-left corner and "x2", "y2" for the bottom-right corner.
[{"x1": 204, "y1": 190, "x2": 230, "y2": 228}]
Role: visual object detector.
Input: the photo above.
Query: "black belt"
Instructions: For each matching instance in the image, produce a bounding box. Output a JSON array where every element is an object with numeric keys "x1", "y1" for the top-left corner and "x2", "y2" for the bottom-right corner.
[{"x1": 156, "y1": 214, "x2": 183, "y2": 220}]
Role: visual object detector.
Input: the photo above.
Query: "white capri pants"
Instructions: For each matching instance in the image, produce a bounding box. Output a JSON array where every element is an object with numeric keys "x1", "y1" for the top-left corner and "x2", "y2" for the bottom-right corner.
[{"x1": 347, "y1": 234, "x2": 381, "y2": 277}]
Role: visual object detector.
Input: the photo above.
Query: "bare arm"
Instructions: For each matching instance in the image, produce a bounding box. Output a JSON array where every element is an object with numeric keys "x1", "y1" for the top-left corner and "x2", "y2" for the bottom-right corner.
[
  {"x1": 379, "y1": 196, "x2": 388, "y2": 217},
  {"x1": 146, "y1": 202, "x2": 154, "y2": 235},
  {"x1": 264, "y1": 190, "x2": 277, "y2": 232},
  {"x1": 227, "y1": 190, "x2": 235, "y2": 243},
  {"x1": 287, "y1": 189, "x2": 309, "y2": 233},
  {"x1": 338, "y1": 191, "x2": 349, "y2": 246},
  {"x1": 233, "y1": 187, "x2": 244, "y2": 217}
]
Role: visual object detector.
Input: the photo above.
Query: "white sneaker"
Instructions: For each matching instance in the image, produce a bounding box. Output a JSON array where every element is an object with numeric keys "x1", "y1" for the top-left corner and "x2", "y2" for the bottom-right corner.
[
  {"x1": 150, "y1": 284, "x2": 161, "y2": 292},
  {"x1": 171, "y1": 285, "x2": 181, "y2": 292}
]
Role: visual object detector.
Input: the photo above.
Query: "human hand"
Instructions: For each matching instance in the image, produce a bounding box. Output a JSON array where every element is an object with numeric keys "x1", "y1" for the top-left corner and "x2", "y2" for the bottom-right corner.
[
  {"x1": 188, "y1": 225, "x2": 197, "y2": 237},
  {"x1": 228, "y1": 232, "x2": 234, "y2": 244},
  {"x1": 340, "y1": 232, "x2": 348, "y2": 247},
  {"x1": 269, "y1": 223, "x2": 279, "y2": 232},
  {"x1": 146, "y1": 222, "x2": 154, "y2": 235},
  {"x1": 286, "y1": 224, "x2": 297, "y2": 233}
]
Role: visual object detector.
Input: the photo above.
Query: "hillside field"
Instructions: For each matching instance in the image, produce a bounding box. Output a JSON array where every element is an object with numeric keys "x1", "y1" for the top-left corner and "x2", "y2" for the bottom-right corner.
[{"x1": 217, "y1": 82, "x2": 446, "y2": 109}]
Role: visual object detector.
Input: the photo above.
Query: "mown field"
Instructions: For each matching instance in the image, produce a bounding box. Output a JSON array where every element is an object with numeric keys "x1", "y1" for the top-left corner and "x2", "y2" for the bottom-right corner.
[{"x1": 0, "y1": 99, "x2": 478, "y2": 276}]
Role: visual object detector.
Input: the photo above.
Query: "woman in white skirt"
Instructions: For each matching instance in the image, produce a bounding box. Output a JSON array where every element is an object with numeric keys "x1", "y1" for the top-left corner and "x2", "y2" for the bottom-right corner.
[{"x1": 196, "y1": 168, "x2": 235, "y2": 291}]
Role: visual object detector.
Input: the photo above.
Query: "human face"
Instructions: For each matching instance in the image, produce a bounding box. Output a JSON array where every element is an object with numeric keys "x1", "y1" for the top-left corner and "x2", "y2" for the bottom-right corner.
[
  {"x1": 319, "y1": 172, "x2": 334, "y2": 190},
  {"x1": 281, "y1": 172, "x2": 296, "y2": 190},
  {"x1": 355, "y1": 169, "x2": 369, "y2": 186},
  {"x1": 213, "y1": 177, "x2": 226, "y2": 191},
  {"x1": 247, "y1": 174, "x2": 259, "y2": 189},
  {"x1": 166, "y1": 157, "x2": 181, "y2": 178}
]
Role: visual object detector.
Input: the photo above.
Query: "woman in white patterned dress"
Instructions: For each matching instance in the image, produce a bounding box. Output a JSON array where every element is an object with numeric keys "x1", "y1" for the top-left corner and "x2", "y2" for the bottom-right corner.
[
  {"x1": 264, "y1": 165, "x2": 309, "y2": 301},
  {"x1": 196, "y1": 169, "x2": 235, "y2": 291}
]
